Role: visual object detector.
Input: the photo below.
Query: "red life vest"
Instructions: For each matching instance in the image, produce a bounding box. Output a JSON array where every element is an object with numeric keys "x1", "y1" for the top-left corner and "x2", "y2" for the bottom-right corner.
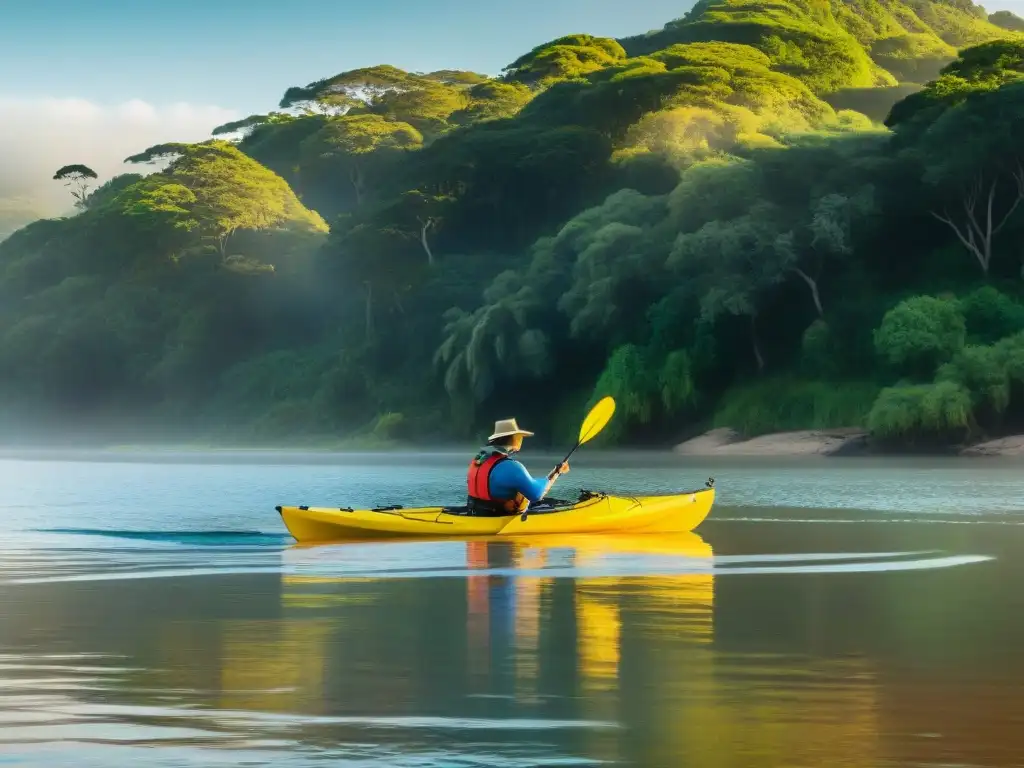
[
  {"x1": 467, "y1": 449, "x2": 523, "y2": 513},
  {"x1": 467, "y1": 450, "x2": 507, "y2": 502}
]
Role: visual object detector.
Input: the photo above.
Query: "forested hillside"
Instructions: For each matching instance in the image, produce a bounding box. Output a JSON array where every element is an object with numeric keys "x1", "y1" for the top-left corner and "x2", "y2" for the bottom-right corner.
[{"x1": 3, "y1": 0, "x2": 1024, "y2": 450}]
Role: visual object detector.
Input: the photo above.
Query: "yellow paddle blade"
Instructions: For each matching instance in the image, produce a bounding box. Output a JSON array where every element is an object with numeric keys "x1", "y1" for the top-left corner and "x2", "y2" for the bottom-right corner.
[{"x1": 578, "y1": 396, "x2": 616, "y2": 445}]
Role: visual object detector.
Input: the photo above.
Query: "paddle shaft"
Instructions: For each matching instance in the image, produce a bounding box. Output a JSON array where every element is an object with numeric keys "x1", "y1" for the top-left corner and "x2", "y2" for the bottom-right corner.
[{"x1": 556, "y1": 442, "x2": 581, "y2": 472}]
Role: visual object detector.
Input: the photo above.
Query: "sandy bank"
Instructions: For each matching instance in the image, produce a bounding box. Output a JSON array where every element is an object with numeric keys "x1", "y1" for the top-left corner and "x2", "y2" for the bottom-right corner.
[
  {"x1": 960, "y1": 436, "x2": 1024, "y2": 457},
  {"x1": 674, "y1": 428, "x2": 869, "y2": 457},
  {"x1": 678, "y1": 428, "x2": 1024, "y2": 458}
]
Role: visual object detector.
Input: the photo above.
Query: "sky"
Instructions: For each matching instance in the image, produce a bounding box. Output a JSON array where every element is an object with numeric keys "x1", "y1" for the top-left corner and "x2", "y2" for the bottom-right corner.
[{"x1": 2, "y1": 0, "x2": 1023, "y2": 216}]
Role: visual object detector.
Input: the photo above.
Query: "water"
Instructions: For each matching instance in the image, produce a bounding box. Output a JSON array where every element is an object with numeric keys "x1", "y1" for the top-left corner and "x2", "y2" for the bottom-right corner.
[{"x1": 0, "y1": 451, "x2": 1022, "y2": 766}]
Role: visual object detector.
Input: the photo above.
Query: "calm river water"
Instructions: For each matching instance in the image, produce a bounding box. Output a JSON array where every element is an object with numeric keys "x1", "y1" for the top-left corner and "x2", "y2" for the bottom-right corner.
[{"x1": 0, "y1": 451, "x2": 1022, "y2": 767}]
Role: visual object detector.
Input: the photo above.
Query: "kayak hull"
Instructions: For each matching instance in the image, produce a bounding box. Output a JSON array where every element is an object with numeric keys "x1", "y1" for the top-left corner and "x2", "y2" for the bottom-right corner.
[{"x1": 276, "y1": 487, "x2": 715, "y2": 543}]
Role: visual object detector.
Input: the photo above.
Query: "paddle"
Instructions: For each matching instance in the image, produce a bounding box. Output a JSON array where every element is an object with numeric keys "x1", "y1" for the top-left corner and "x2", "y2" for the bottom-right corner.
[
  {"x1": 559, "y1": 395, "x2": 616, "y2": 469},
  {"x1": 521, "y1": 396, "x2": 616, "y2": 522}
]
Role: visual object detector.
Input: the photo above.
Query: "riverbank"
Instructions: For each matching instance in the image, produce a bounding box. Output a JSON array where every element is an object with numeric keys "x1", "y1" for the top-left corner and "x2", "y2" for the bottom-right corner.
[{"x1": 674, "y1": 429, "x2": 1024, "y2": 458}]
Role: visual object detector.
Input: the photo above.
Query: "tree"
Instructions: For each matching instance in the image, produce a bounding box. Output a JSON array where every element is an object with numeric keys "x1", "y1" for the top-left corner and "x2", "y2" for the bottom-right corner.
[
  {"x1": 555, "y1": 189, "x2": 667, "y2": 343},
  {"x1": 322, "y1": 210, "x2": 430, "y2": 339},
  {"x1": 298, "y1": 114, "x2": 422, "y2": 209},
  {"x1": 873, "y1": 295, "x2": 966, "y2": 378},
  {"x1": 775, "y1": 186, "x2": 877, "y2": 317},
  {"x1": 930, "y1": 168, "x2": 1024, "y2": 276},
  {"x1": 502, "y1": 34, "x2": 627, "y2": 88},
  {"x1": 388, "y1": 189, "x2": 455, "y2": 266},
  {"x1": 52, "y1": 164, "x2": 98, "y2": 209},
  {"x1": 434, "y1": 275, "x2": 552, "y2": 405},
  {"x1": 82, "y1": 173, "x2": 144, "y2": 210},
  {"x1": 914, "y1": 82, "x2": 1024, "y2": 275},
  {"x1": 409, "y1": 122, "x2": 613, "y2": 254},
  {"x1": 110, "y1": 177, "x2": 198, "y2": 260},
  {"x1": 278, "y1": 65, "x2": 482, "y2": 135},
  {"x1": 886, "y1": 40, "x2": 1024, "y2": 131},
  {"x1": 669, "y1": 201, "x2": 792, "y2": 372},
  {"x1": 449, "y1": 81, "x2": 534, "y2": 126},
  {"x1": 211, "y1": 111, "x2": 297, "y2": 139},
  {"x1": 124, "y1": 140, "x2": 327, "y2": 268}
]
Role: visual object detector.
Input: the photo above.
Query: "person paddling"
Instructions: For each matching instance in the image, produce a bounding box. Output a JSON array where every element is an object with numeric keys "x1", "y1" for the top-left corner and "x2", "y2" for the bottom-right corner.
[{"x1": 466, "y1": 418, "x2": 570, "y2": 516}]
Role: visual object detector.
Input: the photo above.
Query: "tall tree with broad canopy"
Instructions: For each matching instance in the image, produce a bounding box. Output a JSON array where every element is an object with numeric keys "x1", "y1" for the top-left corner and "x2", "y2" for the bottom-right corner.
[
  {"x1": 123, "y1": 140, "x2": 327, "y2": 271},
  {"x1": 52, "y1": 164, "x2": 98, "y2": 209}
]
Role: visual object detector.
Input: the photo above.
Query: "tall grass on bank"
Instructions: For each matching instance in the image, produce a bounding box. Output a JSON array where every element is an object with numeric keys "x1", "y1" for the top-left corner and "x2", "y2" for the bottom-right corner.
[
  {"x1": 866, "y1": 381, "x2": 972, "y2": 440},
  {"x1": 711, "y1": 377, "x2": 879, "y2": 437}
]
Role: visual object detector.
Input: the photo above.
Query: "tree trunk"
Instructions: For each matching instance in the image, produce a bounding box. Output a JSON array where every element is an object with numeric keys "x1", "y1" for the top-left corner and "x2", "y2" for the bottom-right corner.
[
  {"x1": 419, "y1": 217, "x2": 435, "y2": 266},
  {"x1": 793, "y1": 267, "x2": 824, "y2": 318},
  {"x1": 216, "y1": 229, "x2": 236, "y2": 262},
  {"x1": 750, "y1": 314, "x2": 765, "y2": 373},
  {"x1": 931, "y1": 167, "x2": 1024, "y2": 276}
]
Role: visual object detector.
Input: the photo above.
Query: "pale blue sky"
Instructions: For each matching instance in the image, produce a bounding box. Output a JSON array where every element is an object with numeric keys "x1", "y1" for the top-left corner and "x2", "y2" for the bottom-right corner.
[
  {"x1": 5, "y1": 0, "x2": 1018, "y2": 114},
  {"x1": 2, "y1": 0, "x2": 703, "y2": 113}
]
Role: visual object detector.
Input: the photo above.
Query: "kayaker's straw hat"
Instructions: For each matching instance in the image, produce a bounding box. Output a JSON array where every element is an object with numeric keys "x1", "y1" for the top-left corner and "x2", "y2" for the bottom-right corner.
[{"x1": 488, "y1": 418, "x2": 535, "y2": 442}]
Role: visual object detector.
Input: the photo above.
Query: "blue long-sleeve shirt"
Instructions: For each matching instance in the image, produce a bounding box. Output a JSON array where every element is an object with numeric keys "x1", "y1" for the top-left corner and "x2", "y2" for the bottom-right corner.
[{"x1": 488, "y1": 458, "x2": 550, "y2": 503}]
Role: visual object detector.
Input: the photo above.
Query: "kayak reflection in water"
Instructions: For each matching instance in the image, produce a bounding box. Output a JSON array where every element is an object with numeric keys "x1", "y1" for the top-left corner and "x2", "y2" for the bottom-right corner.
[{"x1": 466, "y1": 418, "x2": 570, "y2": 516}]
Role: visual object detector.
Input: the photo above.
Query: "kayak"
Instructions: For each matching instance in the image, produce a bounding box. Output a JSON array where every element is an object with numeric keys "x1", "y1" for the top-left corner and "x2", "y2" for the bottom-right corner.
[{"x1": 276, "y1": 483, "x2": 715, "y2": 543}]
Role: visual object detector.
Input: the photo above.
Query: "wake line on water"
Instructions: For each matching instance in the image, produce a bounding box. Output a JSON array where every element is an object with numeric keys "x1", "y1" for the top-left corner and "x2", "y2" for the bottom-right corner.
[
  {"x1": 718, "y1": 516, "x2": 1024, "y2": 526},
  {"x1": 30, "y1": 529, "x2": 291, "y2": 546},
  {"x1": 0, "y1": 552, "x2": 992, "y2": 585}
]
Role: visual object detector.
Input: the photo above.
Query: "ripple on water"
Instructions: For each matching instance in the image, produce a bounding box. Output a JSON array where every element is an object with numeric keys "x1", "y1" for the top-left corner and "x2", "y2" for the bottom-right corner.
[{"x1": 0, "y1": 653, "x2": 612, "y2": 768}]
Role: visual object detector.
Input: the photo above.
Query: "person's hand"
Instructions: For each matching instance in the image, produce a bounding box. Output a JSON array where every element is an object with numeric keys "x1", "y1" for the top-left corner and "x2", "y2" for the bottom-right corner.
[{"x1": 547, "y1": 462, "x2": 569, "y2": 481}]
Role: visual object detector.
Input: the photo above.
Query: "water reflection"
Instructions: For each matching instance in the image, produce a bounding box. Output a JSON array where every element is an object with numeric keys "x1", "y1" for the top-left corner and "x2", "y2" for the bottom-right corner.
[
  {"x1": 0, "y1": 525, "x2": 1018, "y2": 767},
  {"x1": 218, "y1": 619, "x2": 332, "y2": 714}
]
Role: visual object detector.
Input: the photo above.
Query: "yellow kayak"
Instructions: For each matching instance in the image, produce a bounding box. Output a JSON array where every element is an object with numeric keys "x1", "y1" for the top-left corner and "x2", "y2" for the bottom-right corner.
[{"x1": 276, "y1": 485, "x2": 716, "y2": 543}]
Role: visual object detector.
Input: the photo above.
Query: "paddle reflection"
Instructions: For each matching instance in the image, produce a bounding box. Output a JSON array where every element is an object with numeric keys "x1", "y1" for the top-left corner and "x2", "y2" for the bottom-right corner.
[{"x1": 218, "y1": 618, "x2": 332, "y2": 714}]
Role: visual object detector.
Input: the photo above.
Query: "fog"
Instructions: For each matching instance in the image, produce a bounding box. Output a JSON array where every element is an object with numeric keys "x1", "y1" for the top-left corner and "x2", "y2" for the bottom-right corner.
[{"x1": 0, "y1": 97, "x2": 238, "y2": 217}]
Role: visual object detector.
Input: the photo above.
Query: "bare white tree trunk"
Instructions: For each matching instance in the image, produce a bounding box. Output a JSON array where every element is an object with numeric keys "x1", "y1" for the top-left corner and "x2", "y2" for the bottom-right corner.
[
  {"x1": 931, "y1": 166, "x2": 1024, "y2": 276},
  {"x1": 419, "y1": 217, "x2": 435, "y2": 266},
  {"x1": 793, "y1": 266, "x2": 824, "y2": 318}
]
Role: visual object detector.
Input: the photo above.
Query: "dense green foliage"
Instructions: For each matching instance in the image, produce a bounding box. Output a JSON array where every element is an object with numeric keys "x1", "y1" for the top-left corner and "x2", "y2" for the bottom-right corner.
[{"x1": 3, "y1": 0, "x2": 1024, "y2": 450}]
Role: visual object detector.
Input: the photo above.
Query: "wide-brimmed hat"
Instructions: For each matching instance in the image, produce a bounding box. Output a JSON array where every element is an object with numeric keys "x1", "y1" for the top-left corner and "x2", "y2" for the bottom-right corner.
[{"x1": 488, "y1": 418, "x2": 535, "y2": 441}]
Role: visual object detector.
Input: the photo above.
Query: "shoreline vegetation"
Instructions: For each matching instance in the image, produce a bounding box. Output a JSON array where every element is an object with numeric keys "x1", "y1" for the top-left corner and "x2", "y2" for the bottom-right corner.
[
  {"x1": 2, "y1": 427, "x2": 1024, "y2": 459},
  {"x1": 3, "y1": 2, "x2": 1024, "y2": 456}
]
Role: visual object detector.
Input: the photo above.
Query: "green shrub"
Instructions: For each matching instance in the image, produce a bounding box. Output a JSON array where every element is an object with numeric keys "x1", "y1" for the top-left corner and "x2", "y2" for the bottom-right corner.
[
  {"x1": 867, "y1": 380, "x2": 972, "y2": 439},
  {"x1": 937, "y1": 344, "x2": 1011, "y2": 413},
  {"x1": 958, "y1": 286, "x2": 1024, "y2": 345},
  {"x1": 874, "y1": 295, "x2": 966, "y2": 377}
]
